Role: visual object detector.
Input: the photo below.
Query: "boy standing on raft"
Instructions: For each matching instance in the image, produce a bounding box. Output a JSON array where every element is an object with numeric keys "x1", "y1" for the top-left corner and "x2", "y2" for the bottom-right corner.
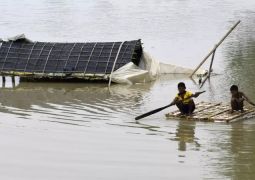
[
  {"x1": 170, "y1": 82, "x2": 205, "y2": 116},
  {"x1": 230, "y1": 85, "x2": 255, "y2": 113}
]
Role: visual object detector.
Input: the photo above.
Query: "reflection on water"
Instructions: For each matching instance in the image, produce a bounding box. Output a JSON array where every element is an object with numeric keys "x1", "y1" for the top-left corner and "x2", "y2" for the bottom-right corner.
[
  {"x1": 223, "y1": 14, "x2": 255, "y2": 100},
  {"x1": 0, "y1": 81, "x2": 154, "y2": 126},
  {"x1": 175, "y1": 120, "x2": 200, "y2": 152},
  {"x1": 228, "y1": 123, "x2": 255, "y2": 180}
]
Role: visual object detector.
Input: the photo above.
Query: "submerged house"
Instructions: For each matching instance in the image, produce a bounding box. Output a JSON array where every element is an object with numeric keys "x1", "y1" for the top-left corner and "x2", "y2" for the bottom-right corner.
[
  {"x1": 0, "y1": 35, "x2": 205, "y2": 84},
  {"x1": 0, "y1": 35, "x2": 144, "y2": 83}
]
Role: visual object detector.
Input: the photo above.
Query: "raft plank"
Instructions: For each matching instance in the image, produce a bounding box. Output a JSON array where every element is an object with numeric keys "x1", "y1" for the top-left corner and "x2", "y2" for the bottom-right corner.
[
  {"x1": 165, "y1": 102, "x2": 255, "y2": 122},
  {"x1": 167, "y1": 102, "x2": 221, "y2": 117},
  {"x1": 213, "y1": 108, "x2": 255, "y2": 122},
  {"x1": 191, "y1": 104, "x2": 230, "y2": 121}
]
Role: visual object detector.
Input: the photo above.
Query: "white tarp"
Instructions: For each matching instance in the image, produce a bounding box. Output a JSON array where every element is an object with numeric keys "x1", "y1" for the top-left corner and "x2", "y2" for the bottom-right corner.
[
  {"x1": 110, "y1": 63, "x2": 150, "y2": 84},
  {"x1": 111, "y1": 51, "x2": 206, "y2": 84}
]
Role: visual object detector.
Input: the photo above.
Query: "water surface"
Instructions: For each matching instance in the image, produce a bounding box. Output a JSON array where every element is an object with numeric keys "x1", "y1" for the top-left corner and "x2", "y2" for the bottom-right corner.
[{"x1": 0, "y1": 0, "x2": 255, "y2": 179}]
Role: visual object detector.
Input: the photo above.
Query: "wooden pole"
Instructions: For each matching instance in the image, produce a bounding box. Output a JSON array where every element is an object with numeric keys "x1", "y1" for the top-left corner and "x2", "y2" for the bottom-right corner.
[
  {"x1": 2, "y1": 76, "x2": 5, "y2": 88},
  {"x1": 208, "y1": 49, "x2": 216, "y2": 79},
  {"x1": 108, "y1": 41, "x2": 125, "y2": 87},
  {"x1": 190, "y1": 20, "x2": 241, "y2": 78},
  {"x1": 200, "y1": 74, "x2": 209, "y2": 88},
  {"x1": 12, "y1": 76, "x2": 15, "y2": 87},
  {"x1": 199, "y1": 49, "x2": 216, "y2": 88}
]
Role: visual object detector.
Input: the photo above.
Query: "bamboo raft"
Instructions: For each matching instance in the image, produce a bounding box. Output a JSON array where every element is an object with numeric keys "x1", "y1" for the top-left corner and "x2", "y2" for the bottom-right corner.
[{"x1": 165, "y1": 102, "x2": 255, "y2": 123}]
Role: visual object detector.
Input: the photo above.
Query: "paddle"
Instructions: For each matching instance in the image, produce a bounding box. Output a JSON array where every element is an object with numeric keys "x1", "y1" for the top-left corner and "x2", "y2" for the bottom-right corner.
[
  {"x1": 135, "y1": 104, "x2": 173, "y2": 120},
  {"x1": 135, "y1": 91, "x2": 206, "y2": 120}
]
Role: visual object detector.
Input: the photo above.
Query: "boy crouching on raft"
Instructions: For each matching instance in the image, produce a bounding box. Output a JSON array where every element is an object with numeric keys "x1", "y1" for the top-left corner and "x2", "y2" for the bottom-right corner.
[
  {"x1": 230, "y1": 85, "x2": 255, "y2": 113},
  {"x1": 170, "y1": 82, "x2": 205, "y2": 116}
]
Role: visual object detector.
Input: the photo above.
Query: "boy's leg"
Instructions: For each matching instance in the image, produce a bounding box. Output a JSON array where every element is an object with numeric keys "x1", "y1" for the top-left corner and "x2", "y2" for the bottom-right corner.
[
  {"x1": 188, "y1": 101, "x2": 196, "y2": 115},
  {"x1": 237, "y1": 100, "x2": 244, "y2": 112},
  {"x1": 176, "y1": 101, "x2": 186, "y2": 115},
  {"x1": 231, "y1": 98, "x2": 242, "y2": 111},
  {"x1": 176, "y1": 101, "x2": 195, "y2": 115}
]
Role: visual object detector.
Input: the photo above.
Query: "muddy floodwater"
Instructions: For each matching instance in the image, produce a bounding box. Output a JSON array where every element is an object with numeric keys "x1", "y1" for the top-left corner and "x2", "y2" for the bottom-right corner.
[{"x1": 1, "y1": 0, "x2": 255, "y2": 179}]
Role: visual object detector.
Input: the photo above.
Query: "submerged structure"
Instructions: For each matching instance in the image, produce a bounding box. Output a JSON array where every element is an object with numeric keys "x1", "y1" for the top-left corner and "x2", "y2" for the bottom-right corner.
[
  {"x1": 0, "y1": 34, "x2": 206, "y2": 84},
  {"x1": 0, "y1": 35, "x2": 142, "y2": 83}
]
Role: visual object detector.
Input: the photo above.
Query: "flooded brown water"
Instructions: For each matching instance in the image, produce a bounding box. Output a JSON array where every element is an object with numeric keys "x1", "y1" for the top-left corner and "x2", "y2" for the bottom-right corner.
[{"x1": 1, "y1": 0, "x2": 255, "y2": 179}]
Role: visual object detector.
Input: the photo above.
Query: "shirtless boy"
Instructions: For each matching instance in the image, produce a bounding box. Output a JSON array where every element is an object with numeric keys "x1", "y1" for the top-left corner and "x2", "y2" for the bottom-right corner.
[{"x1": 230, "y1": 85, "x2": 255, "y2": 113}]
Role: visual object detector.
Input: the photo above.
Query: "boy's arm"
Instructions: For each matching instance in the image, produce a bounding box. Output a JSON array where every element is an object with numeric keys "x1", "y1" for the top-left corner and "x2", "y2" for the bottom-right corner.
[
  {"x1": 169, "y1": 97, "x2": 178, "y2": 106},
  {"x1": 191, "y1": 91, "x2": 206, "y2": 98},
  {"x1": 170, "y1": 91, "x2": 205, "y2": 105},
  {"x1": 242, "y1": 93, "x2": 255, "y2": 106}
]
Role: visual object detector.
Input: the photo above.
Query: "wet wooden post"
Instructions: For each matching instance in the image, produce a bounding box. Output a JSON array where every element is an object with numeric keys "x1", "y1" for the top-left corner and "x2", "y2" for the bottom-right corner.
[
  {"x1": 199, "y1": 48, "x2": 217, "y2": 87},
  {"x1": 12, "y1": 76, "x2": 15, "y2": 87},
  {"x1": 199, "y1": 49, "x2": 216, "y2": 88},
  {"x1": 208, "y1": 48, "x2": 216, "y2": 79},
  {"x1": 2, "y1": 76, "x2": 6, "y2": 88},
  {"x1": 200, "y1": 75, "x2": 208, "y2": 88}
]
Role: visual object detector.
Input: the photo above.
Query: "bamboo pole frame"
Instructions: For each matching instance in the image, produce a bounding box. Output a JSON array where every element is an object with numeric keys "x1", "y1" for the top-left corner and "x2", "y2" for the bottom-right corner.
[{"x1": 189, "y1": 20, "x2": 241, "y2": 78}]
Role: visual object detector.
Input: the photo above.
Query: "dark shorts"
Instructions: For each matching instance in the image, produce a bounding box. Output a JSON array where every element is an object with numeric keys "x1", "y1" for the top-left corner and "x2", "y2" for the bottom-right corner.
[
  {"x1": 176, "y1": 101, "x2": 196, "y2": 114},
  {"x1": 231, "y1": 98, "x2": 244, "y2": 111},
  {"x1": 182, "y1": 104, "x2": 195, "y2": 114}
]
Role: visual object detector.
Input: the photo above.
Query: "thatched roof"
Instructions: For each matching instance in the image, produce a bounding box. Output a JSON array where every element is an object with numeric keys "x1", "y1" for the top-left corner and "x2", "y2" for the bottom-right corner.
[{"x1": 0, "y1": 39, "x2": 142, "y2": 81}]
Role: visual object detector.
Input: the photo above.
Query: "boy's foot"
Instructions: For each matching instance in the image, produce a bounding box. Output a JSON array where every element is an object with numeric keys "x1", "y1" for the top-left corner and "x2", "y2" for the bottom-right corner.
[
  {"x1": 187, "y1": 113, "x2": 193, "y2": 117},
  {"x1": 179, "y1": 111, "x2": 186, "y2": 115},
  {"x1": 179, "y1": 113, "x2": 186, "y2": 117}
]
